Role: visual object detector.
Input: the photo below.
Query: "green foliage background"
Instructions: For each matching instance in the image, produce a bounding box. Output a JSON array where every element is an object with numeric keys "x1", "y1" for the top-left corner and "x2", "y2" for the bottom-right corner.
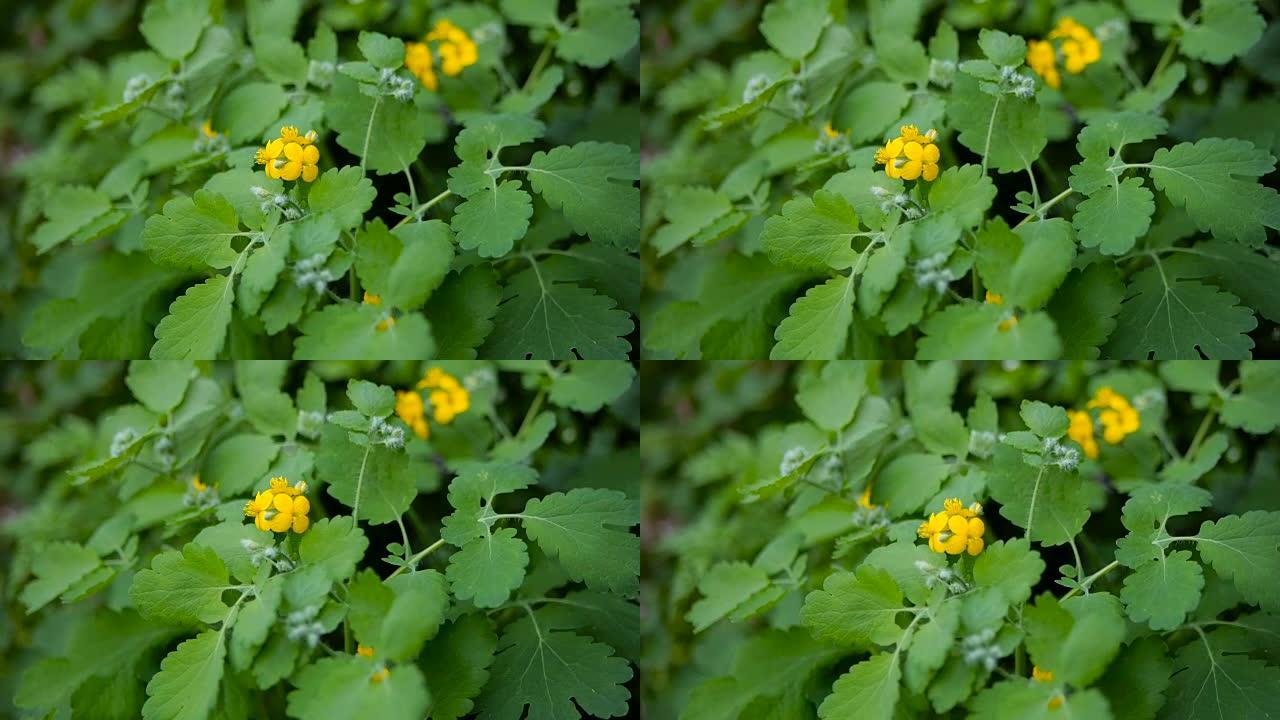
[
  {"x1": 0, "y1": 359, "x2": 640, "y2": 719},
  {"x1": 641, "y1": 0, "x2": 1280, "y2": 359},
  {"x1": 641, "y1": 360, "x2": 1280, "y2": 719},
  {"x1": 0, "y1": 0, "x2": 640, "y2": 359}
]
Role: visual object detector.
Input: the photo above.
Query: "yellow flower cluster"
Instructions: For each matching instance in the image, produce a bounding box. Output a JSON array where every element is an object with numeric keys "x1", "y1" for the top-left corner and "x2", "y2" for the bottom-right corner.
[
  {"x1": 822, "y1": 122, "x2": 841, "y2": 140},
  {"x1": 255, "y1": 126, "x2": 320, "y2": 182},
  {"x1": 918, "y1": 498, "x2": 986, "y2": 556},
  {"x1": 363, "y1": 292, "x2": 396, "y2": 332},
  {"x1": 1066, "y1": 386, "x2": 1140, "y2": 459},
  {"x1": 244, "y1": 477, "x2": 311, "y2": 534},
  {"x1": 1027, "y1": 17, "x2": 1101, "y2": 89},
  {"x1": 394, "y1": 367, "x2": 471, "y2": 439},
  {"x1": 984, "y1": 291, "x2": 1019, "y2": 332},
  {"x1": 405, "y1": 20, "x2": 478, "y2": 91},
  {"x1": 1032, "y1": 666, "x2": 1064, "y2": 709},
  {"x1": 192, "y1": 475, "x2": 209, "y2": 492},
  {"x1": 875, "y1": 125, "x2": 941, "y2": 182},
  {"x1": 357, "y1": 645, "x2": 390, "y2": 683}
]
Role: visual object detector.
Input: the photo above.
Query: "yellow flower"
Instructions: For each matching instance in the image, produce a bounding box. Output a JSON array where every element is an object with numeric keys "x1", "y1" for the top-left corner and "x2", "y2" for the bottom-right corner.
[
  {"x1": 192, "y1": 475, "x2": 208, "y2": 492},
  {"x1": 200, "y1": 120, "x2": 219, "y2": 139},
  {"x1": 858, "y1": 486, "x2": 876, "y2": 509},
  {"x1": 1088, "y1": 387, "x2": 1140, "y2": 444},
  {"x1": 1026, "y1": 39, "x2": 1060, "y2": 89},
  {"x1": 356, "y1": 645, "x2": 390, "y2": 682},
  {"x1": 985, "y1": 291, "x2": 1004, "y2": 305},
  {"x1": 1050, "y1": 17, "x2": 1101, "y2": 74},
  {"x1": 984, "y1": 290, "x2": 1018, "y2": 331},
  {"x1": 1032, "y1": 666, "x2": 1064, "y2": 709},
  {"x1": 416, "y1": 367, "x2": 470, "y2": 424},
  {"x1": 357, "y1": 645, "x2": 375, "y2": 658},
  {"x1": 256, "y1": 127, "x2": 321, "y2": 182},
  {"x1": 244, "y1": 477, "x2": 310, "y2": 534},
  {"x1": 363, "y1": 292, "x2": 396, "y2": 331},
  {"x1": 371, "y1": 667, "x2": 390, "y2": 683},
  {"x1": 427, "y1": 20, "x2": 479, "y2": 76},
  {"x1": 875, "y1": 126, "x2": 941, "y2": 181},
  {"x1": 822, "y1": 122, "x2": 840, "y2": 139},
  {"x1": 396, "y1": 390, "x2": 429, "y2": 439},
  {"x1": 363, "y1": 292, "x2": 382, "y2": 306},
  {"x1": 405, "y1": 41, "x2": 437, "y2": 90},
  {"x1": 1067, "y1": 410, "x2": 1099, "y2": 459},
  {"x1": 919, "y1": 498, "x2": 986, "y2": 556}
]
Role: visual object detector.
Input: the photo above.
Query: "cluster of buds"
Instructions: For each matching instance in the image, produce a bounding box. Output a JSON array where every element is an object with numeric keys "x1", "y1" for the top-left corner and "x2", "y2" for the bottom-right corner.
[
  {"x1": 779, "y1": 446, "x2": 810, "y2": 477},
  {"x1": 297, "y1": 409, "x2": 325, "y2": 439},
  {"x1": 368, "y1": 416, "x2": 405, "y2": 449},
  {"x1": 869, "y1": 186, "x2": 924, "y2": 219},
  {"x1": 742, "y1": 74, "x2": 771, "y2": 104},
  {"x1": 308, "y1": 59, "x2": 335, "y2": 88},
  {"x1": 916, "y1": 560, "x2": 970, "y2": 594},
  {"x1": 1040, "y1": 436, "x2": 1080, "y2": 471},
  {"x1": 929, "y1": 58, "x2": 956, "y2": 87},
  {"x1": 110, "y1": 428, "x2": 140, "y2": 458},
  {"x1": 960, "y1": 628, "x2": 1003, "y2": 670},
  {"x1": 995, "y1": 64, "x2": 1037, "y2": 99},
  {"x1": 968, "y1": 430, "x2": 999, "y2": 458},
  {"x1": 292, "y1": 254, "x2": 335, "y2": 295},
  {"x1": 913, "y1": 252, "x2": 957, "y2": 295},
  {"x1": 250, "y1": 186, "x2": 304, "y2": 220},
  {"x1": 240, "y1": 538, "x2": 295, "y2": 572},
  {"x1": 284, "y1": 605, "x2": 325, "y2": 648},
  {"x1": 153, "y1": 433, "x2": 176, "y2": 469},
  {"x1": 194, "y1": 120, "x2": 230, "y2": 154},
  {"x1": 122, "y1": 74, "x2": 153, "y2": 104},
  {"x1": 814, "y1": 123, "x2": 850, "y2": 155},
  {"x1": 183, "y1": 475, "x2": 219, "y2": 510},
  {"x1": 376, "y1": 67, "x2": 417, "y2": 102}
]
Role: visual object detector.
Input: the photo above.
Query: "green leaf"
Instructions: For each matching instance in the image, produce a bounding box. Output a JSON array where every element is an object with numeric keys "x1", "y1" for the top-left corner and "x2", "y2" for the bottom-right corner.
[
  {"x1": 1146, "y1": 138, "x2": 1280, "y2": 247},
  {"x1": 976, "y1": 218, "x2": 1075, "y2": 311},
  {"x1": 1020, "y1": 400, "x2": 1068, "y2": 438},
  {"x1": 446, "y1": 528, "x2": 529, "y2": 608},
  {"x1": 916, "y1": 304, "x2": 1062, "y2": 360},
  {"x1": 1072, "y1": 176, "x2": 1154, "y2": 255},
  {"x1": 795, "y1": 361, "x2": 867, "y2": 431},
  {"x1": 501, "y1": 0, "x2": 558, "y2": 26},
  {"x1": 537, "y1": 590, "x2": 640, "y2": 660},
  {"x1": 129, "y1": 544, "x2": 233, "y2": 625},
  {"x1": 356, "y1": 219, "x2": 454, "y2": 310},
  {"x1": 834, "y1": 82, "x2": 912, "y2": 144},
  {"x1": 481, "y1": 265, "x2": 633, "y2": 359},
  {"x1": 970, "y1": 680, "x2": 1112, "y2": 720},
  {"x1": 875, "y1": 37, "x2": 930, "y2": 85},
  {"x1": 191, "y1": 521, "x2": 274, "y2": 584},
  {"x1": 150, "y1": 275, "x2": 236, "y2": 360},
  {"x1": 904, "y1": 602, "x2": 958, "y2": 693},
  {"x1": 1180, "y1": 0, "x2": 1265, "y2": 65},
  {"x1": 234, "y1": 361, "x2": 296, "y2": 437},
  {"x1": 1046, "y1": 265, "x2": 1125, "y2": 359},
  {"x1": 381, "y1": 571, "x2": 449, "y2": 661},
  {"x1": 771, "y1": 276, "x2": 855, "y2": 359},
  {"x1": 317, "y1": 425, "x2": 417, "y2": 525},
  {"x1": 986, "y1": 445, "x2": 1091, "y2": 546},
  {"x1": 1104, "y1": 263, "x2": 1256, "y2": 359},
  {"x1": 525, "y1": 142, "x2": 639, "y2": 248},
  {"x1": 419, "y1": 614, "x2": 497, "y2": 720},
  {"x1": 294, "y1": 303, "x2": 434, "y2": 359},
  {"x1": 1195, "y1": 511, "x2": 1280, "y2": 612},
  {"x1": 929, "y1": 165, "x2": 997, "y2": 229},
  {"x1": 650, "y1": 186, "x2": 742, "y2": 256},
  {"x1": 308, "y1": 166, "x2": 377, "y2": 231},
  {"x1": 973, "y1": 538, "x2": 1045, "y2": 606},
  {"x1": 977, "y1": 29, "x2": 1026, "y2": 66},
  {"x1": 1160, "y1": 432, "x2": 1228, "y2": 483},
  {"x1": 1116, "y1": 484, "x2": 1213, "y2": 567},
  {"x1": 547, "y1": 361, "x2": 635, "y2": 412},
  {"x1": 19, "y1": 542, "x2": 101, "y2": 613},
  {"x1": 141, "y1": 630, "x2": 225, "y2": 720},
  {"x1": 126, "y1": 361, "x2": 195, "y2": 414},
  {"x1": 230, "y1": 577, "x2": 281, "y2": 672},
  {"x1": 253, "y1": 36, "x2": 308, "y2": 86},
  {"x1": 299, "y1": 516, "x2": 369, "y2": 583},
  {"x1": 948, "y1": 74, "x2": 1046, "y2": 174},
  {"x1": 556, "y1": 0, "x2": 640, "y2": 68},
  {"x1": 424, "y1": 266, "x2": 503, "y2": 359},
  {"x1": 1189, "y1": 240, "x2": 1280, "y2": 325},
  {"x1": 817, "y1": 653, "x2": 899, "y2": 720},
  {"x1": 1162, "y1": 633, "x2": 1280, "y2": 720},
  {"x1": 1221, "y1": 361, "x2": 1280, "y2": 433},
  {"x1": 474, "y1": 614, "x2": 632, "y2": 720},
  {"x1": 520, "y1": 489, "x2": 639, "y2": 594},
  {"x1": 31, "y1": 185, "x2": 114, "y2": 253},
  {"x1": 760, "y1": 0, "x2": 828, "y2": 59},
  {"x1": 140, "y1": 0, "x2": 209, "y2": 60},
  {"x1": 358, "y1": 31, "x2": 404, "y2": 68},
  {"x1": 286, "y1": 655, "x2": 430, "y2": 720},
  {"x1": 875, "y1": 454, "x2": 949, "y2": 518},
  {"x1": 761, "y1": 191, "x2": 861, "y2": 272},
  {"x1": 214, "y1": 82, "x2": 287, "y2": 142},
  {"x1": 802, "y1": 566, "x2": 907, "y2": 646},
  {"x1": 347, "y1": 379, "x2": 394, "y2": 417},
  {"x1": 327, "y1": 74, "x2": 437, "y2": 175},
  {"x1": 1125, "y1": 0, "x2": 1181, "y2": 24},
  {"x1": 1120, "y1": 549, "x2": 1203, "y2": 630},
  {"x1": 1024, "y1": 592, "x2": 1125, "y2": 686},
  {"x1": 686, "y1": 561, "x2": 772, "y2": 633},
  {"x1": 441, "y1": 462, "x2": 539, "y2": 546},
  {"x1": 1096, "y1": 637, "x2": 1171, "y2": 720},
  {"x1": 143, "y1": 190, "x2": 242, "y2": 270},
  {"x1": 451, "y1": 180, "x2": 533, "y2": 258}
]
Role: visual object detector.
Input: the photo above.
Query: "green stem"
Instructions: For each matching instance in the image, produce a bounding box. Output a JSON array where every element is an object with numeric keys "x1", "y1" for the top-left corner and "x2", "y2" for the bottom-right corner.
[
  {"x1": 523, "y1": 43, "x2": 554, "y2": 91},
  {"x1": 1186, "y1": 407, "x2": 1218, "y2": 458},
  {"x1": 386, "y1": 538, "x2": 447, "y2": 581},
  {"x1": 1147, "y1": 38, "x2": 1179, "y2": 86},
  {"x1": 392, "y1": 190, "x2": 452, "y2": 229},
  {"x1": 1014, "y1": 188, "x2": 1074, "y2": 228},
  {"x1": 516, "y1": 387, "x2": 547, "y2": 437},
  {"x1": 1062, "y1": 560, "x2": 1121, "y2": 600},
  {"x1": 359, "y1": 96, "x2": 381, "y2": 170},
  {"x1": 980, "y1": 95, "x2": 1002, "y2": 176}
]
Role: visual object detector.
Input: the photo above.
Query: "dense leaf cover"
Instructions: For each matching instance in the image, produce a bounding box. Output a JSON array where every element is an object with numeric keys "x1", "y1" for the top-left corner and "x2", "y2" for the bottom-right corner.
[
  {"x1": 641, "y1": 0, "x2": 1280, "y2": 359},
  {"x1": 0, "y1": 360, "x2": 639, "y2": 719},
  {"x1": 3, "y1": 0, "x2": 639, "y2": 359},
  {"x1": 642, "y1": 360, "x2": 1280, "y2": 720}
]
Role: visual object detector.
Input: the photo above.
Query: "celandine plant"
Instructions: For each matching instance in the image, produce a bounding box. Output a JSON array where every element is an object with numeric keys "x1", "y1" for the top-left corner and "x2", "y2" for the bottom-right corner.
[
  {"x1": 1, "y1": 360, "x2": 640, "y2": 719},
  {"x1": 6, "y1": 0, "x2": 640, "y2": 359},
  {"x1": 641, "y1": 0, "x2": 1279, "y2": 359},
  {"x1": 641, "y1": 360, "x2": 1280, "y2": 720}
]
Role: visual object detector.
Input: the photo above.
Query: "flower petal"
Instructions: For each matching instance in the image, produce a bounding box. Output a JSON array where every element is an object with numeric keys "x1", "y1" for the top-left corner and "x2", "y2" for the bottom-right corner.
[
  {"x1": 280, "y1": 161, "x2": 302, "y2": 181},
  {"x1": 899, "y1": 160, "x2": 922, "y2": 180},
  {"x1": 922, "y1": 163, "x2": 939, "y2": 182},
  {"x1": 922, "y1": 144, "x2": 940, "y2": 163},
  {"x1": 268, "y1": 513, "x2": 292, "y2": 533},
  {"x1": 302, "y1": 164, "x2": 318, "y2": 182},
  {"x1": 292, "y1": 514, "x2": 310, "y2": 534},
  {"x1": 284, "y1": 143, "x2": 303, "y2": 161},
  {"x1": 302, "y1": 145, "x2": 319, "y2": 164},
  {"x1": 903, "y1": 141, "x2": 923, "y2": 161}
]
